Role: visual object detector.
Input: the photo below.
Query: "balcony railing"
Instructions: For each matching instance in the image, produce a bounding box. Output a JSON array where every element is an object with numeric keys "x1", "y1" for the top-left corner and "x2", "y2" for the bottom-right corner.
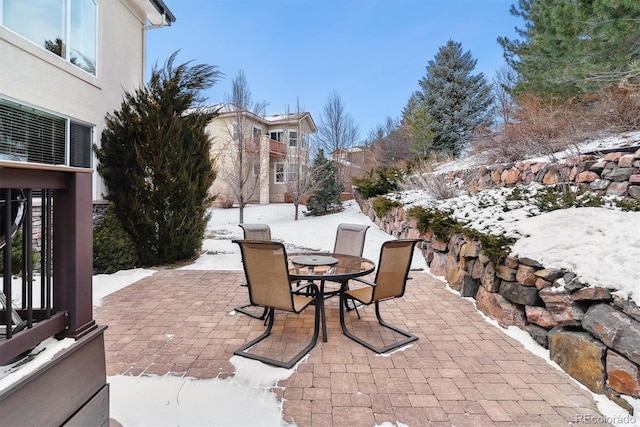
[
  {"x1": 268, "y1": 139, "x2": 287, "y2": 157},
  {"x1": 0, "y1": 161, "x2": 95, "y2": 365},
  {"x1": 243, "y1": 137, "x2": 287, "y2": 158}
]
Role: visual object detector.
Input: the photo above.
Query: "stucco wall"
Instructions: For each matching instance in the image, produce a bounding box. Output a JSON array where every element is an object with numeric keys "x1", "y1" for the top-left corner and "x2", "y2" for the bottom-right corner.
[{"x1": 0, "y1": 0, "x2": 151, "y2": 200}]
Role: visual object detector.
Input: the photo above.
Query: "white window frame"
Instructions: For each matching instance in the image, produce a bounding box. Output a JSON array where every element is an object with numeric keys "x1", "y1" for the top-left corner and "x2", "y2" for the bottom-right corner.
[
  {"x1": 0, "y1": 97, "x2": 93, "y2": 168},
  {"x1": 274, "y1": 162, "x2": 285, "y2": 184},
  {"x1": 0, "y1": 0, "x2": 98, "y2": 75},
  {"x1": 288, "y1": 163, "x2": 298, "y2": 182},
  {"x1": 232, "y1": 122, "x2": 239, "y2": 141},
  {"x1": 288, "y1": 130, "x2": 298, "y2": 147},
  {"x1": 269, "y1": 130, "x2": 284, "y2": 142}
]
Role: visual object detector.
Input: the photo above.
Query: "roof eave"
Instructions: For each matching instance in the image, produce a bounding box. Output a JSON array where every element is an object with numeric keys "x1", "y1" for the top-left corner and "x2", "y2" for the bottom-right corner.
[{"x1": 147, "y1": 0, "x2": 176, "y2": 25}]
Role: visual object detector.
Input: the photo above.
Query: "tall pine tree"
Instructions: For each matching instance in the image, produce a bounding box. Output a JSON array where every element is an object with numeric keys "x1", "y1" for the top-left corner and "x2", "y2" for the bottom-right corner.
[
  {"x1": 415, "y1": 40, "x2": 493, "y2": 157},
  {"x1": 96, "y1": 52, "x2": 221, "y2": 266},
  {"x1": 499, "y1": 0, "x2": 640, "y2": 97},
  {"x1": 402, "y1": 93, "x2": 435, "y2": 157},
  {"x1": 305, "y1": 149, "x2": 343, "y2": 216}
]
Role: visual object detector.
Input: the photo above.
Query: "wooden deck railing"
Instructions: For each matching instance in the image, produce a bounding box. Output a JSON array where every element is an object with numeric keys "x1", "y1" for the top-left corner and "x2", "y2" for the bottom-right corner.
[
  {"x1": 0, "y1": 161, "x2": 95, "y2": 365},
  {"x1": 243, "y1": 137, "x2": 287, "y2": 158},
  {"x1": 268, "y1": 139, "x2": 287, "y2": 157}
]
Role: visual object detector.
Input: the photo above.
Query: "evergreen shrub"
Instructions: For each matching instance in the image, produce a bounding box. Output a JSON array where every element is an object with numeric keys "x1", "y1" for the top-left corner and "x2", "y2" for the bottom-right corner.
[
  {"x1": 371, "y1": 196, "x2": 402, "y2": 217},
  {"x1": 352, "y1": 167, "x2": 402, "y2": 199},
  {"x1": 95, "y1": 52, "x2": 220, "y2": 266},
  {"x1": 93, "y1": 207, "x2": 138, "y2": 274},
  {"x1": 406, "y1": 206, "x2": 514, "y2": 266},
  {"x1": 306, "y1": 149, "x2": 343, "y2": 216},
  {"x1": 0, "y1": 228, "x2": 40, "y2": 277}
]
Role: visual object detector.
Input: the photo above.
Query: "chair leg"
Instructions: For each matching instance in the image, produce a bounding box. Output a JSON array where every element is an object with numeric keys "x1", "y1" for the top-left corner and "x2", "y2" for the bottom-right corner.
[
  {"x1": 234, "y1": 307, "x2": 275, "y2": 358},
  {"x1": 344, "y1": 295, "x2": 362, "y2": 318},
  {"x1": 340, "y1": 281, "x2": 361, "y2": 318},
  {"x1": 234, "y1": 300, "x2": 320, "y2": 369},
  {"x1": 339, "y1": 294, "x2": 418, "y2": 354},
  {"x1": 235, "y1": 302, "x2": 268, "y2": 320}
]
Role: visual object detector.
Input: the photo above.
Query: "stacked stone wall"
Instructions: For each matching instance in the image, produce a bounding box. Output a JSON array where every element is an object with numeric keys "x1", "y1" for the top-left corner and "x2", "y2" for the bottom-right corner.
[
  {"x1": 357, "y1": 147, "x2": 640, "y2": 414},
  {"x1": 446, "y1": 146, "x2": 640, "y2": 200}
]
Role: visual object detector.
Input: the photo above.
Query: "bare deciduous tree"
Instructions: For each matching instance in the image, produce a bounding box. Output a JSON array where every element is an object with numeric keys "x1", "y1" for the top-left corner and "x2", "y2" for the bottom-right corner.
[
  {"x1": 315, "y1": 92, "x2": 359, "y2": 184},
  {"x1": 217, "y1": 70, "x2": 268, "y2": 223},
  {"x1": 368, "y1": 116, "x2": 413, "y2": 168},
  {"x1": 493, "y1": 65, "x2": 517, "y2": 126},
  {"x1": 284, "y1": 99, "x2": 328, "y2": 220}
]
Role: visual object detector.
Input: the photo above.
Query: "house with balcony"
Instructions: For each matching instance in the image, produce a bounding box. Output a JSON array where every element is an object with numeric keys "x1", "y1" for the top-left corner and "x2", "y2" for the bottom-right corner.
[
  {"x1": 0, "y1": 1, "x2": 175, "y2": 425},
  {"x1": 207, "y1": 105, "x2": 317, "y2": 205}
]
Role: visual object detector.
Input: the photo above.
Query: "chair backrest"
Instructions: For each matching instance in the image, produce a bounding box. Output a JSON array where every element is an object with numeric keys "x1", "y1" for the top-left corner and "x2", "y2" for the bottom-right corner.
[
  {"x1": 239, "y1": 223, "x2": 271, "y2": 241},
  {"x1": 372, "y1": 239, "x2": 420, "y2": 301},
  {"x1": 233, "y1": 240, "x2": 294, "y2": 312},
  {"x1": 333, "y1": 223, "x2": 370, "y2": 257}
]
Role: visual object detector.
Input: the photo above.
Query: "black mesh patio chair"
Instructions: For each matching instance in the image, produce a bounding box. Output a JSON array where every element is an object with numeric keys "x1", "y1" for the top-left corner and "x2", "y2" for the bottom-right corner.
[
  {"x1": 339, "y1": 239, "x2": 420, "y2": 353},
  {"x1": 234, "y1": 223, "x2": 271, "y2": 319},
  {"x1": 233, "y1": 240, "x2": 320, "y2": 369}
]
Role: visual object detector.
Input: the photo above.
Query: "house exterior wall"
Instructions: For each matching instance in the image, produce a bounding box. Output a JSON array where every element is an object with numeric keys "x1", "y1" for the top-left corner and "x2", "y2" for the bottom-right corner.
[
  {"x1": 206, "y1": 114, "x2": 265, "y2": 205},
  {"x1": 206, "y1": 111, "x2": 315, "y2": 206},
  {"x1": 264, "y1": 117, "x2": 314, "y2": 203},
  {"x1": 207, "y1": 117, "x2": 236, "y2": 200},
  {"x1": 0, "y1": 0, "x2": 159, "y2": 201},
  {"x1": 269, "y1": 158, "x2": 287, "y2": 203}
]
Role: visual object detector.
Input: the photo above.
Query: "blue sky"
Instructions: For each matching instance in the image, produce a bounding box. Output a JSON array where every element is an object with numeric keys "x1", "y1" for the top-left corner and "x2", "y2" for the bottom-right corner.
[{"x1": 146, "y1": 0, "x2": 521, "y2": 141}]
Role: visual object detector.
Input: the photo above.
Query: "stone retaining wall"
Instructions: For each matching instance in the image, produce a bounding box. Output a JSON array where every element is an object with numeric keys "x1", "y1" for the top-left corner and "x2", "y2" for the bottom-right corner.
[
  {"x1": 446, "y1": 146, "x2": 640, "y2": 199},
  {"x1": 357, "y1": 147, "x2": 640, "y2": 414}
]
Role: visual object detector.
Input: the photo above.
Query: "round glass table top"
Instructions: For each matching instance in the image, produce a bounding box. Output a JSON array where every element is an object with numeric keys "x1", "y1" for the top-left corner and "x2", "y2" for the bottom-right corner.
[{"x1": 288, "y1": 252, "x2": 375, "y2": 281}]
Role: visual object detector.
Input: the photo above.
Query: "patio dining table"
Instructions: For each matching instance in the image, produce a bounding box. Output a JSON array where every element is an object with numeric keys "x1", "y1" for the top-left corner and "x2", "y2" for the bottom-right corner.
[{"x1": 288, "y1": 252, "x2": 375, "y2": 342}]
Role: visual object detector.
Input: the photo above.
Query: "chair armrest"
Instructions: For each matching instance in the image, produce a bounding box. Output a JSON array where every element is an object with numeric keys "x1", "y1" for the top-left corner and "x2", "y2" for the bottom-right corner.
[
  {"x1": 292, "y1": 281, "x2": 319, "y2": 295},
  {"x1": 351, "y1": 277, "x2": 377, "y2": 288}
]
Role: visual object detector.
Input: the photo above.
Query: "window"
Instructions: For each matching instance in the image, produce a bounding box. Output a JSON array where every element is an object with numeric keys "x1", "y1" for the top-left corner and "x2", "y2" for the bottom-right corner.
[
  {"x1": 70, "y1": 121, "x2": 92, "y2": 167},
  {"x1": 269, "y1": 131, "x2": 283, "y2": 142},
  {"x1": 1, "y1": 0, "x2": 97, "y2": 75},
  {"x1": 232, "y1": 123, "x2": 239, "y2": 141},
  {"x1": 252, "y1": 126, "x2": 262, "y2": 137},
  {"x1": 69, "y1": 0, "x2": 97, "y2": 74},
  {"x1": 301, "y1": 133, "x2": 309, "y2": 149},
  {"x1": 289, "y1": 131, "x2": 297, "y2": 147},
  {"x1": 274, "y1": 162, "x2": 285, "y2": 184},
  {"x1": 288, "y1": 163, "x2": 298, "y2": 182},
  {"x1": 0, "y1": 98, "x2": 92, "y2": 167}
]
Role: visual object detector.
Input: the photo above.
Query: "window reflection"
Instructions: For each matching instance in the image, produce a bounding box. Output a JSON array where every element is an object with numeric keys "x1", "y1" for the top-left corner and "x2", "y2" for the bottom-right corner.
[
  {"x1": 70, "y1": 0, "x2": 96, "y2": 74},
  {"x1": 3, "y1": 0, "x2": 65, "y2": 55},
  {"x1": 1, "y1": 0, "x2": 96, "y2": 75}
]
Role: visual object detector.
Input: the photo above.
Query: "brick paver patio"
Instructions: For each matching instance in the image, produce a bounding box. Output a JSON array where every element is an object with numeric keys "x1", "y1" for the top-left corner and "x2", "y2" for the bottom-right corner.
[{"x1": 94, "y1": 270, "x2": 610, "y2": 426}]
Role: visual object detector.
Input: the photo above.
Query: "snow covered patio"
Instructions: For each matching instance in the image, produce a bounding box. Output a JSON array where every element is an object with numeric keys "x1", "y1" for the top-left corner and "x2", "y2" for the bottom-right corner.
[{"x1": 94, "y1": 269, "x2": 607, "y2": 426}]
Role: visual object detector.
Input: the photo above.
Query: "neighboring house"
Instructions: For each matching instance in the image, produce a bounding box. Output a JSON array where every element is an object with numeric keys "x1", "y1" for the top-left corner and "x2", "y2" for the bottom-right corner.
[
  {"x1": 332, "y1": 146, "x2": 375, "y2": 200},
  {"x1": 0, "y1": 1, "x2": 175, "y2": 425},
  {"x1": 207, "y1": 105, "x2": 317, "y2": 205},
  {"x1": 0, "y1": 0, "x2": 175, "y2": 202}
]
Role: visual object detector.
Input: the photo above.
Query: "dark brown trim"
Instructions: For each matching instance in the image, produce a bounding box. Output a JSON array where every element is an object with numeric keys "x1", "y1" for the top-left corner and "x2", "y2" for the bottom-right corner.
[
  {"x1": 0, "y1": 326, "x2": 109, "y2": 426},
  {"x1": 64, "y1": 320, "x2": 98, "y2": 340},
  {"x1": 0, "y1": 312, "x2": 66, "y2": 364}
]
